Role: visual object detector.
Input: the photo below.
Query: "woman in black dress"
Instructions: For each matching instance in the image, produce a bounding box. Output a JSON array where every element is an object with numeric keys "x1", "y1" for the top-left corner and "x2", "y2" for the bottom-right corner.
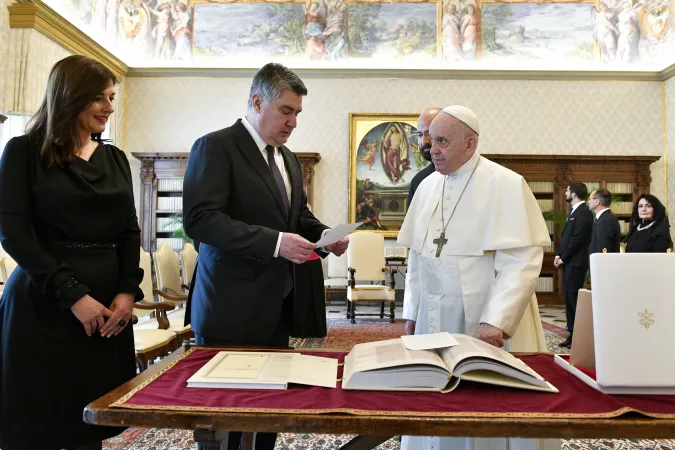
[
  {"x1": 0, "y1": 55, "x2": 143, "y2": 450},
  {"x1": 623, "y1": 194, "x2": 673, "y2": 253}
]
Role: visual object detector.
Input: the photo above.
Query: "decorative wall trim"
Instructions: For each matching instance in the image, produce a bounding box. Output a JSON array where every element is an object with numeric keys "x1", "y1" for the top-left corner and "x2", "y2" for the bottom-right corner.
[
  {"x1": 663, "y1": 81, "x2": 669, "y2": 212},
  {"x1": 8, "y1": 0, "x2": 128, "y2": 79},
  {"x1": 125, "y1": 67, "x2": 665, "y2": 82},
  {"x1": 662, "y1": 64, "x2": 675, "y2": 81}
]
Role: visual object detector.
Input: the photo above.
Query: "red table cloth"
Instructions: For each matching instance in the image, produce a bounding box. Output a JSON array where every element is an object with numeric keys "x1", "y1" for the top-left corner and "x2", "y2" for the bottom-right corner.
[{"x1": 111, "y1": 348, "x2": 675, "y2": 418}]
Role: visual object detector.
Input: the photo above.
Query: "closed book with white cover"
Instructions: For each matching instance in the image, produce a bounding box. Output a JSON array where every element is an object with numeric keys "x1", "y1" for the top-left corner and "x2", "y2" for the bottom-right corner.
[{"x1": 590, "y1": 253, "x2": 675, "y2": 390}]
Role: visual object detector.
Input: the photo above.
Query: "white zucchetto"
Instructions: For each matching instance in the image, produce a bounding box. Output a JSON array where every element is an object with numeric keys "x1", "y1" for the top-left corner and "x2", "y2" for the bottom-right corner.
[{"x1": 441, "y1": 105, "x2": 480, "y2": 135}]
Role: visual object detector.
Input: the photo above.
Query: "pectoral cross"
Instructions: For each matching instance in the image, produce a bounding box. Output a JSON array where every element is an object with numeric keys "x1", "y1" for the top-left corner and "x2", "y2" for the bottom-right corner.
[{"x1": 433, "y1": 232, "x2": 448, "y2": 257}]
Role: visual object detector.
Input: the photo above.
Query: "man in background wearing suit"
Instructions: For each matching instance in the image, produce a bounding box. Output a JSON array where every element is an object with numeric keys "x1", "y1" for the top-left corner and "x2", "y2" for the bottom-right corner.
[
  {"x1": 183, "y1": 63, "x2": 348, "y2": 450},
  {"x1": 407, "y1": 107, "x2": 441, "y2": 203},
  {"x1": 588, "y1": 188, "x2": 622, "y2": 256},
  {"x1": 554, "y1": 182, "x2": 593, "y2": 348}
]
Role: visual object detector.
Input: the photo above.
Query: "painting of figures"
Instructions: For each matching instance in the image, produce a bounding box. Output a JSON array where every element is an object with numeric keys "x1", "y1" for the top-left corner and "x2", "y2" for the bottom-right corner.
[
  {"x1": 480, "y1": 3, "x2": 595, "y2": 63},
  {"x1": 348, "y1": 3, "x2": 438, "y2": 60},
  {"x1": 592, "y1": 0, "x2": 674, "y2": 63},
  {"x1": 42, "y1": 0, "x2": 675, "y2": 67},
  {"x1": 349, "y1": 114, "x2": 431, "y2": 238},
  {"x1": 193, "y1": 3, "x2": 306, "y2": 60},
  {"x1": 441, "y1": 1, "x2": 479, "y2": 60}
]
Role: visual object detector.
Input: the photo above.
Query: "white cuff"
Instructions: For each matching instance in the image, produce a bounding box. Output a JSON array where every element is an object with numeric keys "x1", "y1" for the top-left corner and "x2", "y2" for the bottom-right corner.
[
  {"x1": 273, "y1": 232, "x2": 283, "y2": 258},
  {"x1": 319, "y1": 229, "x2": 330, "y2": 253}
]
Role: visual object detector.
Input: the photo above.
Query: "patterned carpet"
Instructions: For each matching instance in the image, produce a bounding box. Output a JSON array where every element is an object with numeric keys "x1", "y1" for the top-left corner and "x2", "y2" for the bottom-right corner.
[{"x1": 101, "y1": 313, "x2": 674, "y2": 450}]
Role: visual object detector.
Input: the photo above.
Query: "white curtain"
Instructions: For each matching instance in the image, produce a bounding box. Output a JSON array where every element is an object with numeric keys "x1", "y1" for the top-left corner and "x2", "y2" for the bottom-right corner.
[
  {"x1": 2, "y1": 28, "x2": 71, "y2": 116},
  {"x1": 0, "y1": 113, "x2": 31, "y2": 156}
]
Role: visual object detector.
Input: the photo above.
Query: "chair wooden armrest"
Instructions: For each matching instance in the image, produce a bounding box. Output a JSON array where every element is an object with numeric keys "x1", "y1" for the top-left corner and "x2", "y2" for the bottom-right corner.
[
  {"x1": 181, "y1": 284, "x2": 190, "y2": 291},
  {"x1": 134, "y1": 301, "x2": 176, "y2": 311},
  {"x1": 133, "y1": 301, "x2": 175, "y2": 329},
  {"x1": 154, "y1": 288, "x2": 188, "y2": 302}
]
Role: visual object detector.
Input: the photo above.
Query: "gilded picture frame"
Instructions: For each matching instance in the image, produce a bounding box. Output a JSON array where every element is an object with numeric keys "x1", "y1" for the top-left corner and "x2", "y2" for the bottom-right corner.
[{"x1": 348, "y1": 113, "x2": 432, "y2": 239}]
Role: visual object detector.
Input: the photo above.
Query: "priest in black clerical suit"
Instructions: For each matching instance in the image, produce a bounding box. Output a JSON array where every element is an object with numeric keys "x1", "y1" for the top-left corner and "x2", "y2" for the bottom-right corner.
[{"x1": 554, "y1": 182, "x2": 593, "y2": 348}]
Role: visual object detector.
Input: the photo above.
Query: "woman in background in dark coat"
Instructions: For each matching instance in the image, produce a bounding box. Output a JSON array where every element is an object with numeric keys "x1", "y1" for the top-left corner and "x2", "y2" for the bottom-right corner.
[{"x1": 624, "y1": 194, "x2": 673, "y2": 253}]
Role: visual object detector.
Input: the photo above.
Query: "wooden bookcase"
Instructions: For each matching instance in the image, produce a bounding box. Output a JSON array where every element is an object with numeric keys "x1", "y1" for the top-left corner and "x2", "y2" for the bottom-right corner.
[
  {"x1": 132, "y1": 152, "x2": 322, "y2": 252},
  {"x1": 484, "y1": 154, "x2": 661, "y2": 305}
]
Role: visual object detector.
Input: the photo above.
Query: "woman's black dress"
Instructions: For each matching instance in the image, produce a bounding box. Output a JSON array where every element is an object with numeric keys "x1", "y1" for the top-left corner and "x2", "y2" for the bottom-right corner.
[
  {"x1": 624, "y1": 220, "x2": 673, "y2": 253},
  {"x1": 0, "y1": 135, "x2": 143, "y2": 449}
]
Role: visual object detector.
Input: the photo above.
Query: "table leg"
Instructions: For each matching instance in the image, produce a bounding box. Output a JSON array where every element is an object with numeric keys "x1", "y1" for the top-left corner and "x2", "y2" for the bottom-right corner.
[
  {"x1": 336, "y1": 435, "x2": 392, "y2": 450},
  {"x1": 194, "y1": 429, "x2": 229, "y2": 450}
]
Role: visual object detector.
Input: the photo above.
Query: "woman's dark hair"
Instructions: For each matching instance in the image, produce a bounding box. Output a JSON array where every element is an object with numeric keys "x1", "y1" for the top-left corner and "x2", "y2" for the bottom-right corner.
[
  {"x1": 26, "y1": 55, "x2": 117, "y2": 167},
  {"x1": 629, "y1": 194, "x2": 669, "y2": 231}
]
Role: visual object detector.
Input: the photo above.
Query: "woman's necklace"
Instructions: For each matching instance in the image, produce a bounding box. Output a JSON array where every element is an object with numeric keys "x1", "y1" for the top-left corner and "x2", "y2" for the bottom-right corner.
[{"x1": 637, "y1": 221, "x2": 656, "y2": 231}]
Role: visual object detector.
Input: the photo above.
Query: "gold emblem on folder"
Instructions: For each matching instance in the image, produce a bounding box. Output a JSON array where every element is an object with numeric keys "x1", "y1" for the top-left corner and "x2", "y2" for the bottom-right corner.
[{"x1": 638, "y1": 309, "x2": 655, "y2": 329}]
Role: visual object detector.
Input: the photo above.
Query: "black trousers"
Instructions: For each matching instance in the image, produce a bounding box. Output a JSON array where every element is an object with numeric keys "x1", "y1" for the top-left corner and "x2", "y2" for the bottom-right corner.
[
  {"x1": 193, "y1": 291, "x2": 293, "y2": 450},
  {"x1": 562, "y1": 265, "x2": 587, "y2": 334}
]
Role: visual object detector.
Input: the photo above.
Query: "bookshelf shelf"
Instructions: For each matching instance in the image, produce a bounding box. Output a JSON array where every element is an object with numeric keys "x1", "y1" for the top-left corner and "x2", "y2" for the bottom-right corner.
[
  {"x1": 133, "y1": 152, "x2": 321, "y2": 252},
  {"x1": 484, "y1": 154, "x2": 660, "y2": 306}
]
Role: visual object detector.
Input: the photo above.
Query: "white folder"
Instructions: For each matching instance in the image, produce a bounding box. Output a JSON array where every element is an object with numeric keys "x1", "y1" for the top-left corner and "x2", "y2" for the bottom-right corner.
[{"x1": 589, "y1": 252, "x2": 675, "y2": 394}]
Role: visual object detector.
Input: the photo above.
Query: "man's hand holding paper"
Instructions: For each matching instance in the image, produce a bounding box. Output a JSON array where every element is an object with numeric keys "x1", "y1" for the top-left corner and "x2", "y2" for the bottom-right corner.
[{"x1": 318, "y1": 222, "x2": 362, "y2": 256}]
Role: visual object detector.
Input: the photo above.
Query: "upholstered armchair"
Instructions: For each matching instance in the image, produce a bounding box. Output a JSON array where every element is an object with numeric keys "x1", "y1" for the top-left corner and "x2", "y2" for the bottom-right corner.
[
  {"x1": 132, "y1": 247, "x2": 181, "y2": 372},
  {"x1": 323, "y1": 252, "x2": 348, "y2": 305},
  {"x1": 180, "y1": 242, "x2": 198, "y2": 288},
  {"x1": 150, "y1": 243, "x2": 193, "y2": 342},
  {"x1": 0, "y1": 257, "x2": 17, "y2": 284},
  {"x1": 346, "y1": 232, "x2": 396, "y2": 324}
]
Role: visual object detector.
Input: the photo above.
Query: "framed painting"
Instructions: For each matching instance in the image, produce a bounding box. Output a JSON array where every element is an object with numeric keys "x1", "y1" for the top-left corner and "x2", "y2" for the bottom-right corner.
[{"x1": 348, "y1": 113, "x2": 432, "y2": 239}]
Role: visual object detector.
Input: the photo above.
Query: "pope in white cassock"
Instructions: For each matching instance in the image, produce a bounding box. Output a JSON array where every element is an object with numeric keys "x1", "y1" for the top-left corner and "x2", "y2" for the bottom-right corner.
[{"x1": 398, "y1": 105, "x2": 555, "y2": 450}]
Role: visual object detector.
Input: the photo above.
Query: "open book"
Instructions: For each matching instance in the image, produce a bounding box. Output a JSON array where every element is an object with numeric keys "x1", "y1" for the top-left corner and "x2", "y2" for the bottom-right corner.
[
  {"x1": 186, "y1": 351, "x2": 338, "y2": 390},
  {"x1": 342, "y1": 334, "x2": 558, "y2": 393},
  {"x1": 384, "y1": 246, "x2": 408, "y2": 260}
]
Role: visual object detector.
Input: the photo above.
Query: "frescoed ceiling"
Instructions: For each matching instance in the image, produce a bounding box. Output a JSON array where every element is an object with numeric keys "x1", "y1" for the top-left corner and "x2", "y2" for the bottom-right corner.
[{"x1": 37, "y1": 0, "x2": 675, "y2": 71}]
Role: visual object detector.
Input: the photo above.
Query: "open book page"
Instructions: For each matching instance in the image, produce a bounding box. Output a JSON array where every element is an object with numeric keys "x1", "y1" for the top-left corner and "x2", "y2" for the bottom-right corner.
[
  {"x1": 344, "y1": 338, "x2": 447, "y2": 381},
  {"x1": 256, "y1": 353, "x2": 338, "y2": 388},
  {"x1": 384, "y1": 246, "x2": 408, "y2": 259},
  {"x1": 438, "y1": 335, "x2": 550, "y2": 389}
]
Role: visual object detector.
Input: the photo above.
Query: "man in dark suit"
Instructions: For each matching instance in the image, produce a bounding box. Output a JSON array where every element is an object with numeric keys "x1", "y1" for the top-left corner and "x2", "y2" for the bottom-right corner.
[
  {"x1": 182, "y1": 63, "x2": 348, "y2": 450},
  {"x1": 407, "y1": 107, "x2": 441, "y2": 204},
  {"x1": 588, "y1": 188, "x2": 622, "y2": 256},
  {"x1": 554, "y1": 182, "x2": 593, "y2": 348}
]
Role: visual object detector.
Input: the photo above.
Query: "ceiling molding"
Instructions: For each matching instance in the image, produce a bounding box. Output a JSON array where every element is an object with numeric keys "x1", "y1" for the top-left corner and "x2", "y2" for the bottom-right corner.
[
  {"x1": 661, "y1": 63, "x2": 675, "y2": 81},
  {"x1": 126, "y1": 66, "x2": 666, "y2": 81},
  {"x1": 8, "y1": 0, "x2": 128, "y2": 80}
]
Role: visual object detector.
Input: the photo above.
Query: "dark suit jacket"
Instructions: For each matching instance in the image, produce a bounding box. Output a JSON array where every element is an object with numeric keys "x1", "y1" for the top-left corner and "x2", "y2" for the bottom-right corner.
[
  {"x1": 588, "y1": 209, "x2": 621, "y2": 255},
  {"x1": 558, "y1": 202, "x2": 593, "y2": 269},
  {"x1": 407, "y1": 163, "x2": 435, "y2": 205},
  {"x1": 182, "y1": 119, "x2": 329, "y2": 344}
]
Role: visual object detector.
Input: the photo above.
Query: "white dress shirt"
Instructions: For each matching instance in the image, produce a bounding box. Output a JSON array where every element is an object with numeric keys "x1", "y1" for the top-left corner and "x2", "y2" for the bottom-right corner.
[{"x1": 241, "y1": 117, "x2": 291, "y2": 257}]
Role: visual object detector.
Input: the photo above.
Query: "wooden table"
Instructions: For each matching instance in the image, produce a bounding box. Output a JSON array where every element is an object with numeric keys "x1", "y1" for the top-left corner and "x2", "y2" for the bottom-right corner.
[{"x1": 84, "y1": 346, "x2": 675, "y2": 450}]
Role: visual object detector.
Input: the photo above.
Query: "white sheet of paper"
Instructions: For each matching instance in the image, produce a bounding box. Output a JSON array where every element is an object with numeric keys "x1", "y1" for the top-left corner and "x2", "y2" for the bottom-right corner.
[
  {"x1": 256, "y1": 354, "x2": 338, "y2": 388},
  {"x1": 316, "y1": 222, "x2": 363, "y2": 247},
  {"x1": 401, "y1": 332, "x2": 459, "y2": 351}
]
